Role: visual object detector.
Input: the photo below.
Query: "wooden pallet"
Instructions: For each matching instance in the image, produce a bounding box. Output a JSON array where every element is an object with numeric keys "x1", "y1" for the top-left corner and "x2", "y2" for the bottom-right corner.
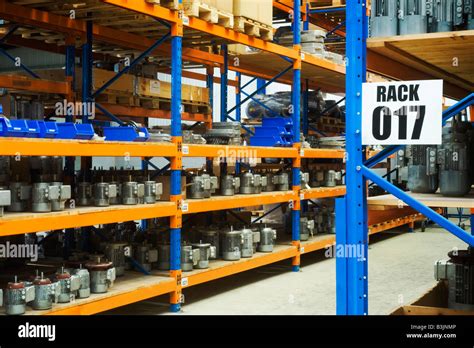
[
  {"x1": 234, "y1": 17, "x2": 274, "y2": 41},
  {"x1": 183, "y1": 0, "x2": 234, "y2": 28}
]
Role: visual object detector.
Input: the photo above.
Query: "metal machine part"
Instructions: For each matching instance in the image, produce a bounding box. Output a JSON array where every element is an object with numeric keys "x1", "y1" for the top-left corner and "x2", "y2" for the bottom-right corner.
[
  {"x1": 192, "y1": 242, "x2": 216, "y2": 269},
  {"x1": 0, "y1": 187, "x2": 11, "y2": 216},
  {"x1": 240, "y1": 172, "x2": 256, "y2": 194},
  {"x1": 93, "y1": 182, "x2": 117, "y2": 207},
  {"x1": 220, "y1": 175, "x2": 241, "y2": 196},
  {"x1": 324, "y1": 170, "x2": 342, "y2": 187},
  {"x1": 310, "y1": 169, "x2": 325, "y2": 187},
  {"x1": 437, "y1": 118, "x2": 471, "y2": 196},
  {"x1": 85, "y1": 259, "x2": 116, "y2": 293},
  {"x1": 3, "y1": 277, "x2": 35, "y2": 315},
  {"x1": 188, "y1": 174, "x2": 218, "y2": 199},
  {"x1": 241, "y1": 228, "x2": 255, "y2": 258},
  {"x1": 427, "y1": 0, "x2": 455, "y2": 32},
  {"x1": 300, "y1": 217, "x2": 316, "y2": 241},
  {"x1": 121, "y1": 180, "x2": 145, "y2": 205},
  {"x1": 183, "y1": 130, "x2": 207, "y2": 144},
  {"x1": 76, "y1": 181, "x2": 93, "y2": 206},
  {"x1": 199, "y1": 229, "x2": 220, "y2": 258},
  {"x1": 203, "y1": 122, "x2": 242, "y2": 145},
  {"x1": 157, "y1": 243, "x2": 171, "y2": 270},
  {"x1": 55, "y1": 267, "x2": 81, "y2": 303},
  {"x1": 300, "y1": 172, "x2": 310, "y2": 189},
  {"x1": 50, "y1": 182, "x2": 71, "y2": 211},
  {"x1": 143, "y1": 181, "x2": 162, "y2": 204},
  {"x1": 467, "y1": 0, "x2": 474, "y2": 29},
  {"x1": 406, "y1": 145, "x2": 439, "y2": 193},
  {"x1": 109, "y1": 180, "x2": 122, "y2": 205},
  {"x1": 133, "y1": 244, "x2": 158, "y2": 272},
  {"x1": 262, "y1": 172, "x2": 277, "y2": 192},
  {"x1": 399, "y1": 0, "x2": 428, "y2": 34},
  {"x1": 435, "y1": 249, "x2": 474, "y2": 310},
  {"x1": 8, "y1": 182, "x2": 31, "y2": 212},
  {"x1": 258, "y1": 226, "x2": 277, "y2": 252},
  {"x1": 254, "y1": 174, "x2": 266, "y2": 194},
  {"x1": 370, "y1": 0, "x2": 398, "y2": 37},
  {"x1": 32, "y1": 182, "x2": 60, "y2": 213},
  {"x1": 72, "y1": 266, "x2": 91, "y2": 299},
  {"x1": 274, "y1": 172, "x2": 290, "y2": 191},
  {"x1": 103, "y1": 242, "x2": 128, "y2": 277},
  {"x1": 220, "y1": 228, "x2": 243, "y2": 261},
  {"x1": 181, "y1": 244, "x2": 197, "y2": 272},
  {"x1": 31, "y1": 273, "x2": 60, "y2": 310}
]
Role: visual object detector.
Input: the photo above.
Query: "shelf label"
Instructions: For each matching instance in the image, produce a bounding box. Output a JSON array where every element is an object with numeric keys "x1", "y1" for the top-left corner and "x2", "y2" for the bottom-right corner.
[
  {"x1": 362, "y1": 80, "x2": 442, "y2": 145},
  {"x1": 181, "y1": 277, "x2": 188, "y2": 287},
  {"x1": 182, "y1": 145, "x2": 189, "y2": 155},
  {"x1": 182, "y1": 16, "x2": 190, "y2": 25},
  {"x1": 300, "y1": 193, "x2": 305, "y2": 200},
  {"x1": 181, "y1": 201, "x2": 189, "y2": 212},
  {"x1": 300, "y1": 247, "x2": 305, "y2": 254},
  {"x1": 300, "y1": 149, "x2": 305, "y2": 156}
]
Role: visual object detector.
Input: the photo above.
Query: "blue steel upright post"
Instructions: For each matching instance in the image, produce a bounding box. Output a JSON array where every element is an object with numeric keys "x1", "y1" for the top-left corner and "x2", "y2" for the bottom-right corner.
[
  {"x1": 169, "y1": 12, "x2": 183, "y2": 313},
  {"x1": 336, "y1": 0, "x2": 369, "y2": 315},
  {"x1": 291, "y1": 0, "x2": 302, "y2": 272},
  {"x1": 81, "y1": 21, "x2": 93, "y2": 124},
  {"x1": 235, "y1": 72, "x2": 242, "y2": 174},
  {"x1": 220, "y1": 44, "x2": 228, "y2": 122}
]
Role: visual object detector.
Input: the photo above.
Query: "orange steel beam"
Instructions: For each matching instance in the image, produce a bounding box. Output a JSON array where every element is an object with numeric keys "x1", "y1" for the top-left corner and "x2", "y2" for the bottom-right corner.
[
  {"x1": 301, "y1": 236, "x2": 335, "y2": 254},
  {"x1": 184, "y1": 191, "x2": 298, "y2": 214},
  {"x1": 47, "y1": 278, "x2": 176, "y2": 315},
  {"x1": 96, "y1": 103, "x2": 212, "y2": 123},
  {"x1": 184, "y1": 246, "x2": 298, "y2": 287},
  {"x1": 0, "y1": 203, "x2": 176, "y2": 237},
  {"x1": 301, "y1": 148, "x2": 345, "y2": 159},
  {"x1": 301, "y1": 186, "x2": 346, "y2": 200},
  {"x1": 0, "y1": 75, "x2": 70, "y2": 95},
  {"x1": 0, "y1": 138, "x2": 177, "y2": 157},
  {"x1": 184, "y1": 144, "x2": 298, "y2": 158}
]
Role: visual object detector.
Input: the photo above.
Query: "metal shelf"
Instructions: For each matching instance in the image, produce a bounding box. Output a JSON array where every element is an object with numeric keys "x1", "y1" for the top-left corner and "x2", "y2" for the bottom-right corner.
[
  {"x1": 301, "y1": 186, "x2": 346, "y2": 200},
  {"x1": 184, "y1": 144, "x2": 298, "y2": 158},
  {"x1": 301, "y1": 148, "x2": 345, "y2": 159}
]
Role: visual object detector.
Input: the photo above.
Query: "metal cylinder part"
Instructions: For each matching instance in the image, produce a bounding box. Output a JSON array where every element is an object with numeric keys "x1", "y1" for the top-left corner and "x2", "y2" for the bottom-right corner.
[
  {"x1": 370, "y1": 0, "x2": 398, "y2": 37},
  {"x1": 192, "y1": 242, "x2": 215, "y2": 269},
  {"x1": 0, "y1": 187, "x2": 11, "y2": 217},
  {"x1": 399, "y1": 0, "x2": 428, "y2": 34},
  {"x1": 262, "y1": 173, "x2": 276, "y2": 192},
  {"x1": 310, "y1": 169, "x2": 325, "y2": 187},
  {"x1": 55, "y1": 268, "x2": 79, "y2": 303},
  {"x1": 103, "y1": 242, "x2": 127, "y2": 276},
  {"x1": 407, "y1": 145, "x2": 439, "y2": 193},
  {"x1": 76, "y1": 182, "x2": 93, "y2": 206},
  {"x1": 4, "y1": 278, "x2": 34, "y2": 315},
  {"x1": 31, "y1": 275, "x2": 59, "y2": 310},
  {"x1": 300, "y1": 217, "x2": 315, "y2": 241},
  {"x1": 241, "y1": 228, "x2": 254, "y2": 258},
  {"x1": 258, "y1": 226, "x2": 277, "y2": 252},
  {"x1": 220, "y1": 229, "x2": 242, "y2": 261},
  {"x1": 200, "y1": 229, "x2": 220, "y2": 258},
  {"x1": 240, "y1": 172, "x2": 256, "y2": 194},
  {"x1": 133, "y1": 244, "x2": 158, "y2": 272},
  {"x1": 51, "y1": 182, "x2": 71, "y2": 211},
  {"x1": 275, "y1": 172, "x2": 290, "y2": 191},
  {"x1": 8, "y1": 182, "x2": 31, "y2": 212},
  {"x1": 157, "y1": 243, "x2": 170, "y2": 270},
  {"x1": 93, "y1": 182, "x2": 116, "y2": 207},
  {"x1": 73, "y1": 267, "x2": 91, "y2": 299},
  {"x1": 109, "y1": 181, "x2": 121, "y2": 205},
  {"x1": 85, "y1": 260, "x2": 116, "y2": 294},
  {"x1": 121, "y1": 181, "x2": 144, "y2": 205},
  {"x1": 181, "y1": 245, "x2": 195, "y2": 271},
  {"x1": 143, "y1": 181, "x2": 162, "y2": 204},
  {"x1": 32, "y1": 182, "x2": 59, "y2": 213},
  {"x1": 220, "y1": 175, "x2": 240, "y2": 196}
]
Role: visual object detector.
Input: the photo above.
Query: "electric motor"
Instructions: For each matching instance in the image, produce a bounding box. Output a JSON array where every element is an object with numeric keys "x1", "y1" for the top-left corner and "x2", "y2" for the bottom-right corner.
[
  {"x1": 103, "y1": 242, "x2": 128, "y2": 276},
  {"x1": 157, "y1": 243, "x2": 171, "y2": 270},
  {"x1": 8, "y1": 182, "x2": 31, "y2": 212},
  {"x1": 32, "y1": 182, "x2": 60, "y2": 213},
  {"x1": 300, "y1": 217, "x2": 315, "y2": 241},
  {"x1": 262, "y1": 172, "x2": 277, "y2": 192},
  {"x1": 31, "y1": 274, "x2": 60, "y2": 310},
  {"x1": 199, "y1": 229, "x2": 220, "y2": 258},
  {"x1": 274, "y1": 172, "x2": 290, "y2": 191},
  {"x1": 399, "y1": 0, "x2": 428, "y2": 34},
  {"x1": 109, "y1": 180, "x2": 122, "y2": 205},
  {"x1": 55, "y1": 267, "x2": 80, "y2": 303},
  {"x1": 241, "y1": 228, "x2": 255, "y2": 258},
  {"x1": 143, "y1": 181, "x2": 162, "y2": 203},
  {"x1": 192, "y1": 242, "x2": 216, "y2": 269},
  {"x1": 220, "y1": 175, "x2": 240, "y2": 196},
  {"x1": 258, "y1": 226, "x2": 277, "y2": 252},
  {"x1": 240, "y1": 172, "x2": 256, "y2": 194},
  {"x1": 310, "y1": 169, "x2": 325, "y2": 187},
  {"x1": 76, "y1": 181, "x2": 93, "y2": 206},
  {"x1": 406, "y1": 145, "x2": 439, "y2": 193},
  {"x1": 428, "y1": 0, "x2": 455, "y2": 32},
  {"x1": 0, "y1": 187, "x2": 11, "y2": 217},
  {"x1": 93, "y1": 182, "x2": 117, "y2": 207},
  {"x1": 121, "y1": 181, "x2": 145, "y2": 205},
  {"x1": 181, "y1": 244, "x2": 196, "y2": 271},
  {"x1": 220, "y1": 228, "x2": 243, "y2": 261},
  {"x1": 3, "y1": 277, "x2": 35, "y2": 315},
  {"x1": 435, "y1": 248, "x2": 474, "y2": 310},
  {"x1": 85, "y1": 259, "x2": 116, "y2": 294},
  {"x1": 370, "y1": 0, "x2": 398, "y2": 37},
  {"x1": 133, "y1": 243, "x2": 158, "y2": 272},
  {"x1": 73, "y1": 267, "x2": 91, "y2": 299}
]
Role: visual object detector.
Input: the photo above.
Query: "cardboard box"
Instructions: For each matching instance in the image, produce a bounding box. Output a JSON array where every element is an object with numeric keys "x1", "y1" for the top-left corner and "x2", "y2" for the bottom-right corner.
[
  {"x1": 156, "y1": 175, "x2": 187, "y2": 201},
  {"x1": 233, "y1": 0, "x2": 273, "y2": 26}
]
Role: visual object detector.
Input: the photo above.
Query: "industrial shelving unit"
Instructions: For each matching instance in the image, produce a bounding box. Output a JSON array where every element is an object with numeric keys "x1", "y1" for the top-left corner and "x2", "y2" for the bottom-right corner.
[
  {"x1": 336, "y1": 1, "x2": 474, "y2": 315},
  {"x1": 0, "y1": 0, "x2": 455, "y2": 315}
]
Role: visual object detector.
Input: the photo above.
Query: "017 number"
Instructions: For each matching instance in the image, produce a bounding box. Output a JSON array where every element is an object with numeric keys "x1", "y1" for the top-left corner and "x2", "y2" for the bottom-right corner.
[{"x1": 372, "y1": 105, "x2": 426, "y2": 141}]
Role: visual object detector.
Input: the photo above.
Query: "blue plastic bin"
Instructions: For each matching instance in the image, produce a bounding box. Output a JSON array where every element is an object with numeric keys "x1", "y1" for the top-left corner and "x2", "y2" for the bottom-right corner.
[
  {"x1": 103, "y1": 126, "x2": 150, "y2": 142},
  {"x1": 57, "y1": 123, "x2": 94, "y2": 140},
  {"x1": 26, "y1": 120, "x2": 41, "y2": 138},
  {"x1": 0, "y1": 117, "x2": 29, "y2": 137},
  {"x1": 38, "y1": 121, "x2": 59, "y2": 138}
]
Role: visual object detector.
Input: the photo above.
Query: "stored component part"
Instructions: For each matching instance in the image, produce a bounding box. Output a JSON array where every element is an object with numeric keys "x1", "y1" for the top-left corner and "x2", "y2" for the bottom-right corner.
[
  {"x1": 8, "y1": 182, "x2": 31, "y2": 212},
  {"x1": 428, "y1": 0, "x2": 455, "y2": 32},
  {"x1": 262, "y1": 172, "x2": 277, "y2": 192},
  {"x1": 0, "y1": 187, "x2": 11, "y2": 216},
  {"x1": 31, "y1": 273, "x2": 60, "y2": 310},
  {"x1": 73, "y1": 266, "x2": 91, "y2": 299},
  {"x1": 324, "y1": 170, "x2": 342, "y2": 187},
  {"x1": 275, "y1": 172, "x2": 290, "y2": 191},
  {"x1": 4, "y1": 277, "x2": 35, "y2": 315},
  {"x1": 192, "y1": 242, "x2": 216, "y2": 269},
  {"x1": 55, "y1": 267, "x2": 80, "y2": 303},
  {"x1": 181, "y1": 244, "x2": 196, "y2": 272},
  {"x1": 254, "y1": 174, "x2": 266, "y2": 194},
  {"x1": 143, "y1": 181, "x2": 162, "y2": 204},
  {"x1": 399, "y1": 0, "x2": 428, "y2": 34},
  {"x1": 241, "y1": 228, "x2": 255, "y2": 258},
  {"x1": 310, "y1": 169, "x2": 325, "y2": 188},
  {"x1": 76, "y1": 181, "x2": 93, "y2": 206},
  {"x1": 103, "y1": 242, "x2": 128, "y2": 277},
  {"x1": 300, "y1": 172, "x2": 310, "y2": 189},
  {"x1": 85, "y1": 259, "x2": 116, "y2": 294},
  {"x1": 300, "y1": 217, "x2": 315, "y2": 241},
  {"x1": 199, "y1": 229, "x2": 220, "y2": 258},
  {"x1": 220, "y1": 228, "x2": 243, "y2": 261},
  {"x1": 32, "y1": 182, "x2": 60, "y2": 213},
  {"x1": 406, "y1": 145, "x2": 439, "y2": 193},
  {"x1": 220, "y1": 175, "x2": 241, "y2": 196},
  {"x1": 133, "y1": 244, "x2": 158, "y2": 272},
  {"x1": 51, "y1": 182, "x2": 71, "y2": 211},
  {"x1": 157, "y1": 243, "x2": 171, "y2": 271},
  {"x1": 258, "y1": 226, "x2": 277, "y2": 252},
  {"x1": 435, "y1": 249, "x2": 474, "y2": 310},
  {"x1": 370, "y1": 0, "x2": 398, "y2": 37},
  {"x1": 203, "y1": 122, "x2": 242, "y2": 145},
  {"x1": 437, "y1": 118, "x2": 471, "y2": 196},
  {"x1": 121, "y1": 179, "x2": 145, "y2": 205},
  {"x1": 240, "y1": 173, "x2": 265, "y2": 194},
  {"x1": 188, "y1": 174, "x2": 218, "y2": 199},
  {"x1": 183, "y1": 130, "x2": 206, "y2": 144},
  {"x1": 93, "y1": 182, "x2": 117, "y2": 207}
]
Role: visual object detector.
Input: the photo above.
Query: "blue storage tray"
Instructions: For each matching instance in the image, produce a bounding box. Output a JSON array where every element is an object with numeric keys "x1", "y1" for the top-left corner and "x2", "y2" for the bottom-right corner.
[
  {"x1": 0, "y1": 117, "x2": 29, "y2": 137},
  {"x1": 38, "y1": 121, "x2": 59, "y2": 138},
  {"x1": 250, "y1": 136, "x2": 287, "y2": 147},
  {"x1": 103, "y1": 126, "x2": 150, "y2": 142},
  {"x1": 26, "y1": 120, "x2": 41, "y2": 138},
  {"x1": 57, "y1": 123, "x2": 94, "y2": 140}
]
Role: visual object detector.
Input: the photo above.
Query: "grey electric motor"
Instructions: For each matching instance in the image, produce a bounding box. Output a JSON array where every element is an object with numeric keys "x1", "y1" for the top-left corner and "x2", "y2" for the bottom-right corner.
[
  {"x1": 258, "y1": 226, "x2": 277, "y2": 252},
  {"x1": 133, "y1": 243, "x2": 158, "y2": 272},
  {"x1": 406, "y1": 145, "x2": 439, "y2": 193},
  {"x1": 437, "y1": 119, "x2": 472, "y2": 197},
  {"x1": 399, "y1": 0, "x2": 428, "y2": 34},
  {"x1": 76, "y1": 181, "x2": 93, "y2": 206},
  {"x1": 274, "y1": 172, "x2": 290, "y2": 191},
  {"x1": 55, "y1": 267, "x2": 81, "y2": 303},
  {"x1": 370, "y1": 0, "x2": 398, "y2": 37},
  {"x1": 220, "y1": 175, "x2": 240, "y2": 196},
  {"x1": 310, "y1": 169, "x2": 325, "y2": 187},
  {"x1": 300, "y1": 217, "x2": 316, "y2": 241},
  {"x1": 0, "y1": 187, "x2": 11, "y2": 217},
  {"x1": 262, "y1": 172, "x2": 277, "y2": 192},
  {"x1": 2, "y1": 277, "x2": 35, "y2": 315},
  {"x1": 72, "y1": 266, "x2": 91, "y2": 299},
  {"x1": 121, "y1": 180, "x2": 145, "y2": 205},
  {"x1": 30, "y1": 274, "x2": 60, "y2": 310},
  {"x1": 85, "y1": 259, "x2": 116, "y2": 294},
  {"x1": 240, "y1": 172, "x2": 264, "y2": 194},
  {"x1": 103, "y1": 242, "x2": 128, "y2": 276},
  {"x1": 142, "y1": 181, "x2": 163, "y2": 203},
  {"x1": 200, "y1": 229, "x2": 220, "y2": 258},
  {"x1": 157, "y1": 243, "x2": 171, "y2": 270},
  {"x1": 8, "y1": 182, "x2": 31, "y2": 212},
  {"x1": 220, "y1": 228, "x2": 243, "y2": 261},
  {"x1": 181, "y1": 244, "x2": 197, "y2": 271},
  {"x1": 51, "y1": 182, "x2": 71, "y2": 211},
  {"x1": 93, "y1": 182, "x2": 117, "y2": 207},
  {"x1": 192, "y1": 242, "x2": 216, "y2": 269},
  {"x1": 32, "y1": 182, "x2": 60, "y2": 212},
  {"x1": 427, "y1": 0, "x2": 455, "y2": 32},
  {"x1": 241, "y1": 228, "x2": 259, "y2": 258},
  {"x1": 188, "y1": 174, "x2": 218, "y2": 199},
  {"x1": 435, "y1": 249, "x2": 474, "y2": 310}
]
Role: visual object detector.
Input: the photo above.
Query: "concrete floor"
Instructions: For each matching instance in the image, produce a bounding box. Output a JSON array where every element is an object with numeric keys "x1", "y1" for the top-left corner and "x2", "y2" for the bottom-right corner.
[{"x1": 107, "y1": 225, "x2": 467, "y2": 315}]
